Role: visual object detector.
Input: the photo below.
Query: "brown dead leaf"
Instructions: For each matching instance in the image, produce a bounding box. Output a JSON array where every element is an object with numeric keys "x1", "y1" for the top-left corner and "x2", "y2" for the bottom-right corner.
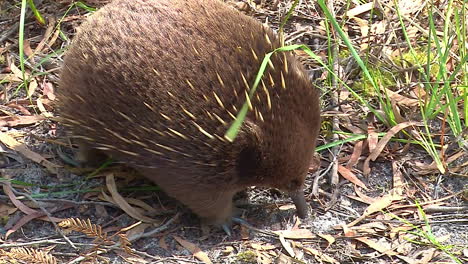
[
  {"x1": 397, "y1": 0, "x2": 424, "y2": 17},
  {"x1": 23, "y1": 40, "x2": 34, "y2": 62},
  {"x1": 279, "y1": 235, "x2": 295, "y2": 258},
  {"x1": 386, "y1": 88, "x2": 419, "y2": 107},
  {"x1": 9, "y1": 63, "x2": 28, "y2": 80},
  {"x1": 300, "y1": 246, "x2": 339, "y2": 263},
  {"x1": 417, "y1": 248, "x2": 437, "y2": 263},
  {"x1": 353, "y1": 184, "x2": 377, "y2": 204},
  {"x1": 0, "y1": 73, "x2": 22, "y2": 83},
  {"x1": 278, "y1": 204, "x2": 296, "y2": 211},
  {"x1": 338, "y1": 165, "x2": 368, "y2": 190},
  {"x1": 367, "y1": 125, "x2": 378, "y2": 153},
  {"x1": 346, "y1": 141, "x2": 363, "y2": 169},
  {"x1": 354, "y1": 236, "x2": 398, "y2": 256},
  {"x1": 0, "y1": 132, "x2": 59, "y2": 173},
  {"x1": 28, "y1": 78, "x2": 38, "y2": 97},
  {"x1": 37, "y1": 97, "x2": 53, "y2": 118},
  {"x1": 250, "y1": 242, "x2": 276, "y2": 251},
  {"x1": 104, "y1": 173, "x2": 158, "y2": 223},
  {"x1": 2, "y1": 182, "x2": 36, "y2": 215},
  {"x1": 42, "y1": 82, "x2": 56, "y2": 100},
  {"x1": 6, "y1": 103, "x2": 31, "y2": 115},
  {"x1": 173, "y1": 236, "x2": 212, "y2": 264},
  {"x1": 0, "y1": 115, "x2": 44, "y2": 127},
  {"x1": 348, "y1": 192, "x2": 403, "y2": 227},
  {"x1": 0, "y1": 202, "x2": 18, "y2": 216},
  {"x1": 369, "y1": 121, "x2": 422, "y2": 161},
  {"x1": 413, "y1": 150, "x2": 465, "y2": 175},
  {"x1": 273, "y1": 229, "x2": 315, "y2": 239},
  {"x1": 363, "y1": 192, "x2": 403, "y2": 216},
  {"x1": 318, "y1": 233, "x2": 335, "y2": 245}
]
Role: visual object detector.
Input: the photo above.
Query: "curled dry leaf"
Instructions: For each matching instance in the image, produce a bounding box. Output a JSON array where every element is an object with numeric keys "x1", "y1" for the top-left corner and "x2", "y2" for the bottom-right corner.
[
  {"x1": 338, "y1": 165, "x2": 368, "y2": 190},
  {"x1": 104, "y1": 173, "x2": 158, "y2": 223},
  {"x1": 369, "y1": 121, "x2": 422, "y2": 161},
  {"x1": 279, "y1": 235, "x2": 295, "y2": 258},
  {"x1": 173, "y1": 236, "x2": 212, "y2": 264}
]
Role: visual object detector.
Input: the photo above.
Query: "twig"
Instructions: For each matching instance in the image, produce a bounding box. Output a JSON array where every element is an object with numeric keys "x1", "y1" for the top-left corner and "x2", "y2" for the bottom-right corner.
[{"x1": 11, "y1": 188, "x2": 77, "y2": 249}]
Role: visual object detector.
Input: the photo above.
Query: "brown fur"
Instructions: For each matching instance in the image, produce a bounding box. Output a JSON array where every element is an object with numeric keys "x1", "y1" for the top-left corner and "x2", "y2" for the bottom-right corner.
[{"x1": 58, "y1": 0, "x2": 321, "y2": 225}]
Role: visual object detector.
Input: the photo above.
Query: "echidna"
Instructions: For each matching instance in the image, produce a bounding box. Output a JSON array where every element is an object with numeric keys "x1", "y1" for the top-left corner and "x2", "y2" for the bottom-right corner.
[{"x1": 58, "y1": 0, "x2": 321, "y2": 229}]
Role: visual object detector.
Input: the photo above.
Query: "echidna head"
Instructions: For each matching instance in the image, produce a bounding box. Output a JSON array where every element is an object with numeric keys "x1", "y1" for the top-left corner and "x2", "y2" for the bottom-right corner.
[{"x1": 236, "y1": 116, "x2": 319, "y2": 218}]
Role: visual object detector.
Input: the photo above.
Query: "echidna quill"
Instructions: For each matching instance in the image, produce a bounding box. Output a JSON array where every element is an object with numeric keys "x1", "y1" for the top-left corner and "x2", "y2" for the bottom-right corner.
[{"x1": 58, "y1": 0, "x2": 321, "y2": 231}]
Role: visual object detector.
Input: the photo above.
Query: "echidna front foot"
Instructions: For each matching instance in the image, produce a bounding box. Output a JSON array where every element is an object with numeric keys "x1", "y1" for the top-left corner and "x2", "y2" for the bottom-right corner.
[{"x1": 75, "y1": 139, "x2": 108, "y2": 168}]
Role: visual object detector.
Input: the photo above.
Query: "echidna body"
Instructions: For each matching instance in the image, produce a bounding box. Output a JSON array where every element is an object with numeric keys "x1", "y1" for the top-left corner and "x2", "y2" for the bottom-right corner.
[{"x1": 58, "y1": 0, "x2": 321, "y2": 226}]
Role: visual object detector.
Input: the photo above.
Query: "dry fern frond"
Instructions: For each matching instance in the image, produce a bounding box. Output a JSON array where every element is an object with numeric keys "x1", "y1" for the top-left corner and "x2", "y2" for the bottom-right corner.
[
  {"x1": 1, "y1": 247, "x2": 58, "y2": 264},
  {"x1": 59, "y1": 218, "x2": 109, "y2": 243},
  {"x1": 117, "y1": 234, "x2": 132, "y2": 254}
]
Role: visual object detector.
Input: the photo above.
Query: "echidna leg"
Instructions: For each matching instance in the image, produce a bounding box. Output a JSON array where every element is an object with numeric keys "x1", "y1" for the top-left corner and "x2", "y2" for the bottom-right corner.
[{"x1": 75, "y1": 139, "x2": 108, "y2": 167}]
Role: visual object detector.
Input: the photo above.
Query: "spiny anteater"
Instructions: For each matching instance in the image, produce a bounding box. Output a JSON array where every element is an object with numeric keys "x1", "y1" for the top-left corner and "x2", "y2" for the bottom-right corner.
[{"x1": 57, "y1": 0, "x2": 321, "y2": 228}]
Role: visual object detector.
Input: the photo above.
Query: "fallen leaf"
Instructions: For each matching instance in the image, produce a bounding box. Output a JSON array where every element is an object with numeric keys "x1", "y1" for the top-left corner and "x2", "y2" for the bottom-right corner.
[
  {"x1": 317, "y1": 233, "x2": 335, "y2": 245},
  {"x1": 363, "y1": 193, "x2": 403, "y2": 216},
  {"x1": 354, "y1": 236, "x2": 398, "y2": 256},
  {"x1": 301, "y1": 246, "x2": 339, "y2": 263},
  {"x1": 28, "y1": 78, "x2": 38, "y2": 97},
  {"x1": 104, "y1": 173, "x2": 158, "y2": 223},
  {"x1": 386, "y1": 88, "x2": 419, "y2": 107},
  {"x1": 338, "y1": 165, "x2": 368, "y2": 190},
  {"x1": 0, "y1": 132, "x2": 59, "y2": 173},
  {"x1": 367, "y1": 125, "x2": 378, "y2": 153},
  {"x1": 346, "y1": 2, "x2": 374, "y2": 17},
  {"x1": 42, "y1": 82, "x2": 56, "y2": 100},
  {"x1": 347, "y1": 192, "x2": 403, "y2": 227},
  {"x1": 34, "y1": 17, "x2": 55, "y2": 54},
  {"x1": 0, "y1": 202, "x2": 18, "y2": 216},
  {"x1": 124, "y1": 222, "x2": 150, "y2": 240},
  {"x1": 23, "y1": 40, "x2": 34, "y2": 62},
  {"x1": 346, "y1": 141, "x2": 363, "y2": 169},
  {"x1": 6, "y1": 103, "x2": 31, "y2": 115},
  {"x1": 353, "y1": 184, "x2": 377, "y2": 204},
  {"x1": 250, "y1": 243, "x2": 276, "y2": 251},
  {"x1": 279, "y1": 235, "x2": 295, "y2": 258},
  {"x1": 173, "y1": 236, "x2": 212, "y2": 264},
  {"x1": 369, "y1": 121, "x2": 422, "y2": 161},
  {"x1": 37, "y1": 97, "x2": 53, "y2": 118},
  {"x1": 273, "y1": 229, "x2": 315, "y2": 239},
  {"x1": 0, "y1": 115, "x2": 44, "y2": 127}
]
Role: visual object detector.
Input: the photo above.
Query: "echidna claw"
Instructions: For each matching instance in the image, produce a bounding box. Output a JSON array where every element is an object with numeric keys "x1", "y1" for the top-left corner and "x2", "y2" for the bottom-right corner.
[
  {"x1": 232, "y1": 217, "x2": 250, "y2": 226},
  {"x1": 222, "y1": 223, "x2": 232, "y2": 236}
]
